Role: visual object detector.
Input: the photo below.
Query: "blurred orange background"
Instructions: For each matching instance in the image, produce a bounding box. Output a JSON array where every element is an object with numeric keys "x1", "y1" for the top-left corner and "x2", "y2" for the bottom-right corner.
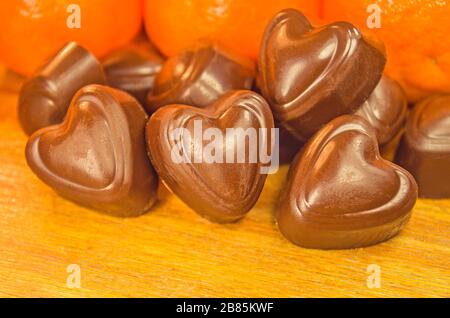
[{"x1": 0, "y1": 0, "x2": 449, "y2": 101}]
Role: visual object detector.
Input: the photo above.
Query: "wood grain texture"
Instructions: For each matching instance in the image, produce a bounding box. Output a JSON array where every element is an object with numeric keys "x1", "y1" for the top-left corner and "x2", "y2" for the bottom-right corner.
[{"x1": 0, "y1": 68, "x2": 449, "y2": 298}]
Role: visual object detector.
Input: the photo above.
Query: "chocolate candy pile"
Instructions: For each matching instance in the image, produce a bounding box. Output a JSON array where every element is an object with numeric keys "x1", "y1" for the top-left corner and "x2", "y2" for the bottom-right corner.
[{"x1": 19, "y1": 9, "x2": 450, "y2": 249}]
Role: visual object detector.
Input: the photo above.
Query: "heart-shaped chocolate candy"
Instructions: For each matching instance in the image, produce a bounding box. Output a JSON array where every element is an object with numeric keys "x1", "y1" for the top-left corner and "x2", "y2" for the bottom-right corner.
[
  {"x1": 146, "y1": 90, "x2": 275, "y2": 223},
  {"x1": 395, "y1": 95, "x2": 450, "y2": 198},
  {"x1": 103, "y1": 38, "x2": 164, "y2": 109},
  {"x1": 355, "y1": 76, "x2": 408, "y2": 147},
  {"x1": 146, "y1": 43, "x2": 255, "y2": 114},
  {"x1": 277, "y1": 115, "x2": 417, "y2": 249},
  {"x1": 258, "y1": 9, "x2": 386, "y2": 142},
  {"x1": 26, "y1": 85, "x2": 158, "y2": 217},
  {"x1": 19, "y1": 42, "x2": 106, "y2": 135}
]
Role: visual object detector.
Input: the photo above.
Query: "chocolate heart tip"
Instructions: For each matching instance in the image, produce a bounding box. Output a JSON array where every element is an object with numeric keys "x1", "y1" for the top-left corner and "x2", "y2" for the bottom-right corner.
[
  {"x1": 276, "y1": 115, "x2": 418, "y2": 250},
  {"x1": 263, "y1": 8, "x2": 313, "y2": 38},
  {"x1": 26, "y1": 84, "x2": 158, "y2": 217},
  {"x1": 276, "y1": 213, "x2": 414, "y2": 250}
]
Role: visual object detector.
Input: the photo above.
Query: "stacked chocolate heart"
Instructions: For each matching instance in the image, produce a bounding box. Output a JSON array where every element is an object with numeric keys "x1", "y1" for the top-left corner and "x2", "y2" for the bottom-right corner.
[{"x1": 19, "y1": 9, "x2": 450, "y2": 249}]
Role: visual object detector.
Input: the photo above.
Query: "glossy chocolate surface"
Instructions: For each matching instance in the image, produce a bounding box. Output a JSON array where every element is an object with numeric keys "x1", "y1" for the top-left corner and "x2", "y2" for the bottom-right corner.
[
  {"x1": 355, "y1": 76, "x2": 408, "y2": 146},
  {"x1": 146, "y1": 90, "x2": 274, "y2": 223},
  {"x1": 26, "y1": 85, "x2": 158, "y2": 216},
  {"x1": 146, "y1": 44, "x2": 255, "y2": 113},
  {"x1": 395, "y1": 95, "x2": 450, "y2": 198},
  {"x1": 258, "y1": 9, "x2": 386, "y2": 142},
  {"x1": 18, "y1": 42, "x2": 106, "y2": 135},
  {"x1": 103, "y1": 40, "x2": 164, "y2": 108},
  {"x1": 277, "y1": 115, "x2": 417, "y2": 249}
]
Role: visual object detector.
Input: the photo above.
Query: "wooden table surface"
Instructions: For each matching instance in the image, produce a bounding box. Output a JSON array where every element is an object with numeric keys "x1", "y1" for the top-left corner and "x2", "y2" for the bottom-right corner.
[{"x1": 0, "y1": 66, "x2": 448, "y2": 298}]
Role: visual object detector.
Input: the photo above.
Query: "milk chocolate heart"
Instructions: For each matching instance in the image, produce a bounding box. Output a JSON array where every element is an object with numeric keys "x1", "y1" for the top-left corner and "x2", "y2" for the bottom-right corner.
[
  {"x1": 277, "y1": 115, "x2": 417, "y2": 249},
  {"x1": 355, "y1": 76, "x2": 408, "y2": 147},
  {"x1": 19, "y1": 42, "x2": 106, "y2": 135},
  {"x1": 103, "y1": 39, "x2": 164, "y2": 109},
  {"x1": 258, "y1": 9, "x2": 386, "y2": 142},
  {"x1": 395, "y1": 95, "x2": 450, "y2": 198},
  {"x1": 26, "y1": 85, "x2": 158, "y2": 217},
  {"x1": 146, "y1": 43, "x2": 255, "y2": 114},
  {"x1": 146, "y1": 90, "x2": 275, "y2": 223}
]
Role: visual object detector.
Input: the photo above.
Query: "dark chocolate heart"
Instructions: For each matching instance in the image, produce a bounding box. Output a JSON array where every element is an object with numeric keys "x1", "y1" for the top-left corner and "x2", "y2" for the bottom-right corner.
[
  {"x1": 395, "y1": 94, "x2": 450, "y2": 198},
  {"x1": 146, "y1": 90, "x2": 275, "y2": 223},
  {"x1": 146, "y1": 43, "x2": 255, "y2": 114},
  {"x1": 18, "y1": 42, "x2": 106, "y2": 135},
  {"x1": 258, "y1": 9, "x2": 386, "y2": 142},
  {"x1": 103, "y1": 39, "x2": 164, "y2": 109},
  {"x1": 277, "y1": 115, "x2": 417, "y2": 249},
  {"x1": 26, "y1": 85, "x2": 158, "y2": 217},
  {"x1": 355, "y1": 76, "x2": 408, "y2": 147}
]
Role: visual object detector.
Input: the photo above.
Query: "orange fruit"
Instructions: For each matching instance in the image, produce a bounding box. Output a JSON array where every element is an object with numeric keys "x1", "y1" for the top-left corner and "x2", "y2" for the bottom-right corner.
[
  {"x1": 0, "y1": 0, "x2": 143, "y2": 76},
  {"x1": 144, "y1": 0, "x2": 321, "y2": 60},
  {"x1": 321, "y1": 0, "x2": 450, "y2": 101}
]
